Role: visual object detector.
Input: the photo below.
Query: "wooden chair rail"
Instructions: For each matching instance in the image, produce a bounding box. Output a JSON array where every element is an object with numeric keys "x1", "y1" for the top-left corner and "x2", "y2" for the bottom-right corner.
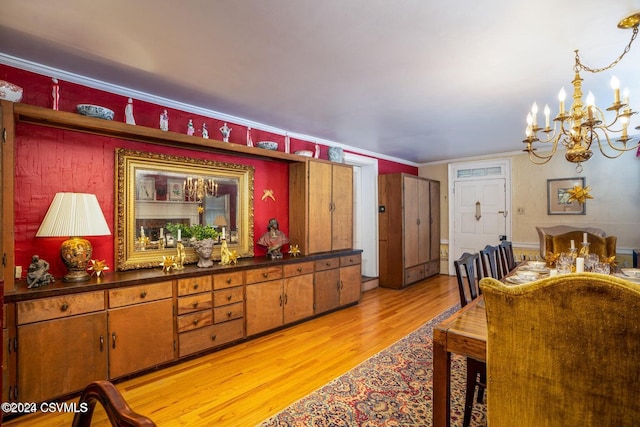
[{"x1": 71, "y1": 381, "x2": 156, "y2": 427}]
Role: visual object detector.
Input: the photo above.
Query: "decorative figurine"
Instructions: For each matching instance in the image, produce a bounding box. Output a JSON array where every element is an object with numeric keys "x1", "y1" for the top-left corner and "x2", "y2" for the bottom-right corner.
[
  {"x1": 246, "y1": 127, "x2": 253, "y2": 147},
  {"x1": 160, "y1": 255, "x2": 177, "y2": 273},
  {"x1": 220, "y1": 238, "x2": 231, "y2": 265},
  {"x1": 202, "y1": 123, "x2": 209, "y2": 139},
  {"x1": 228, "y1": 250, "x2": 239, "y2": 265},
  {"x1": 257, "y1": 218, "x2": 289, "y2": 259},
  {"x1": 220, "y1": 122, "x2": 231, "y2": 142},
  {"x1": 284, "y1": 132, "x2": 290, "y2": 153},
  {"x1": 26, "y1": 255, "x2": 55, "y2": 288},
  {"x1": 187, "y1": 119, "x2": 195, "y2": 136},
  {"x1": 314, "y1": 144, "x2": 320, "y2": 158},
  {"x1": 88, "y1": 259, "x2": 110, "y2": 277},
  {"x1": 160, "y1": 109, "x2": 169, "y2": 131},
  {"x1": 51, "y1": 78, "x2": 59, "y2": 111},
  {"x1": 175, "y1": 242, "x2": 185, "y2": 270},
  {"x1": 288, "y1": 244, "x2": 301, "y2": 257},
  {"x1": 125, "y1": 98, "x2": 136, "y2": 125}
]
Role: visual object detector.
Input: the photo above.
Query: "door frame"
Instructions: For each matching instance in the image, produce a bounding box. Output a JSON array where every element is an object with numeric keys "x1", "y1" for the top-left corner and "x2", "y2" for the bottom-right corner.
[
  {"x1": 343, "y1": 152, "x2": 379, "y2": 280},
  {"x1": 448, "y1": 158, "x2": 512, "y2": 275}
]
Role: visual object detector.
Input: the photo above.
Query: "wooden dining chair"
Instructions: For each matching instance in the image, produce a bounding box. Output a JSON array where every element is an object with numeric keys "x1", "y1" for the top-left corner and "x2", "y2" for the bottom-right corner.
[
  {"x1": 453, "y1": 252, "x2": 486, "y2": 426},
  {"x1": 498, "y1": 240, "x2": 518, "y2": 274},
  {"x1": 480, "y1": 274, "x2": 640, "y2": 426},
  {"x1": 479, "y1": 244, "x2": 504, "y2": 280}
]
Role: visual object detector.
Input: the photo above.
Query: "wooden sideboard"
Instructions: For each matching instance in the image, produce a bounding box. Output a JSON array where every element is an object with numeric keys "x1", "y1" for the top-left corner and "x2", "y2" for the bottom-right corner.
[{"x1": 3, "y1": 251, "x2": 362, "y2": 405}]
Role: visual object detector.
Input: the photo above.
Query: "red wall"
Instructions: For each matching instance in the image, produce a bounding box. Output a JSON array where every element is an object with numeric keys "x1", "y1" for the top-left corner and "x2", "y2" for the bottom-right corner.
[{"x1": 2, "y1": 64, "x2": 416, "y2": 278}]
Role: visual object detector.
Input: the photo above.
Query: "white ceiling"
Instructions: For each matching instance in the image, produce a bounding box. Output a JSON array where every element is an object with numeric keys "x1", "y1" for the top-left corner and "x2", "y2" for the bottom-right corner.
[{"x1": 2, "y1": 0, "x2": 640, "y2": 164}]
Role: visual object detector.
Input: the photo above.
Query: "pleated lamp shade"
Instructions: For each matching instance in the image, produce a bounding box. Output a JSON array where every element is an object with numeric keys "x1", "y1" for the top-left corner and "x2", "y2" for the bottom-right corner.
[{"x1": 36, "y1": 193, "x2": 111, "y2": 282}]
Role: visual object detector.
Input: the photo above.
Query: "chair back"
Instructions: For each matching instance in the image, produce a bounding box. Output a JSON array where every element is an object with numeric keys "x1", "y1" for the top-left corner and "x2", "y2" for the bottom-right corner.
[
  {"x1": 498, "y1": 240, "x2": 517, "y2": 273},
  {"x1": 544, "y1": 231, "x2": 616, "y2": 259},
  {"x1": 479, "y1": 244, "x2": 504, "y2": 280},
  {"x1": 453, "y1": 252, "x2": 481, "y2": 307},
  {"x1": 480, "y1": 274, "x2": 640, "y2": 427}
]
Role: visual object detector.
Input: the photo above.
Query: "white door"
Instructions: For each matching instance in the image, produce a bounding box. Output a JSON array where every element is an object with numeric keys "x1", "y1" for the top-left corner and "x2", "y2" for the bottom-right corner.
[{"x1": 449, "y1": 159, "x2": 511, "y2": 274}]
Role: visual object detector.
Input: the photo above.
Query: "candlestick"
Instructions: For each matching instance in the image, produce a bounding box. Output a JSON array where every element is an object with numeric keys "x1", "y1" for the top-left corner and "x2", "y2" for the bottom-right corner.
[
  {"x1": 178, "y1": 229, "x2": 181, "y2": 241},
  {"x1": 583, "y1": 232, "x2": 588, "y2": 244},
  {"x1": 570, "y1": 240, "x2": 575, "y2": 250},
  {"x1": 576, "y1": 257, "x2": 585, "y2": 273}
]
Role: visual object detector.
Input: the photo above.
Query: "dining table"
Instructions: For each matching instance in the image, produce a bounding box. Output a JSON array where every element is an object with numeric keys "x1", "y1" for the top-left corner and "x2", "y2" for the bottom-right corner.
[{"x1": 432, "y1": 294, "x2": 487, "y2": 427}]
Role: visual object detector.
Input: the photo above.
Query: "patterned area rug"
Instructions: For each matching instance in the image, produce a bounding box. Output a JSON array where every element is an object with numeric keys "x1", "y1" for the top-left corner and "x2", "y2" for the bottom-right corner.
[{"x1": 258, "y1": 306, "x2": 486, "y2": 426}]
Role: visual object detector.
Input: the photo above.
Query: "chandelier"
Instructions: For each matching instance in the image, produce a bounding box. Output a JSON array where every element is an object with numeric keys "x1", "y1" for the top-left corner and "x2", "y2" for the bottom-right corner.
[
  {"x1": 184, "y1": 176, "x2": 218, "y2": 204},
  {"x1": 522, "y1": 13, "x2": 640, "y2": 172}
]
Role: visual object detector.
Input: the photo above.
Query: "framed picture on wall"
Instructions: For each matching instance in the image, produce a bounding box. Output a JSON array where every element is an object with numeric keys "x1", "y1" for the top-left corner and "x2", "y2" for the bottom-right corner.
[
  {"x1": 547, "y1": 177, "x2": 586, "y2": 215},
  {"x1": 136, "y1": 177, "x2": 155, "y2": 200},
  {"x1": 167, "y1": 179, "x2": 185, "y2": 201}
]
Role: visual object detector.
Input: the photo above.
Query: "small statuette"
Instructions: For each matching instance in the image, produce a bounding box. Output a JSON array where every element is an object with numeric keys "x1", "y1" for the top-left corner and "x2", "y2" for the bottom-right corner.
[
  {"x1": 220, "y1": 122, "x2": 231, "y2": 142},
  {"x1": 160, "y1": 109, "x2": 169, "y2": 131},
  {"x1": 202, "y1": 123, "x2": 209, "y2": 139},
  {"x1": 284, "y1": 132, "x2": 290, "y2": 153},
  {"x1": 125, "y1": 98, "x2": 136, "y2": 124},
  {"x1": 220, "y1": 239, "x2": 231, "y2": 265},
  {"x1": 246, "y1": 127, "x2": 254, "y2": 147},
  {"x1": 314, "y1": 144, "x2": 320, "y2": 158},
  {"x1": 174, "y1": 242, "x2": 185, "y2": 270},
  {"x1": 187, "y1": 119, "x2": 195, "y2": 136},
  {"x1": 26, "y1": 255, "x2": 55, "y2": 288},
  {"x1": 257, "y1": 218, "x2": 289, "y2": 259},
  {"x1": 51, "y1": 78, "x2": 60, "y2": 110}
]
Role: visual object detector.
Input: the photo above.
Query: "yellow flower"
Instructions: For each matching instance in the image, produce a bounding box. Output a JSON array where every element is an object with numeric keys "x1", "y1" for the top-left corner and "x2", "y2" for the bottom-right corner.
[
  {"x1": 160, "y1": 256, "x2": 176, "y2": 273},
  {"x1": 87, "y1": 259, "x2": 109, "y2": 277},
  {"x1": 288, "y1": 244, "x2": 301, "y2": 256},
  {"x1": 228, "y1": 250, "x2": 239, "y2": 265},
  {"x1": 566, "y1": 185, "x2": 593, "y2": 204}
]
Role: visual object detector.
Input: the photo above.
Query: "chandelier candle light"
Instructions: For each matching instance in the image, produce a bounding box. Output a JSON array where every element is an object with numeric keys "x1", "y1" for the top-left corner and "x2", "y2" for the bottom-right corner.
[{"x1": 523, "y1": 13, "x2": 640, "y2": 172}]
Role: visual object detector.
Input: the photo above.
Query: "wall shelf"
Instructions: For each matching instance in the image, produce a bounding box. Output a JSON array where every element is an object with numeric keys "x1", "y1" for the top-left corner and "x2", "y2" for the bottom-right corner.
[{"x1": 12, "y1": 103, "x2": 309, "y2": 163}]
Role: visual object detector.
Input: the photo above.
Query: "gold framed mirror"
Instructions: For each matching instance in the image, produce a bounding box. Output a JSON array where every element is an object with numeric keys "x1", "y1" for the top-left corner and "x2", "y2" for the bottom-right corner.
[{"x1": 116, "y1": 148, "x2": 254, "y2": 270}]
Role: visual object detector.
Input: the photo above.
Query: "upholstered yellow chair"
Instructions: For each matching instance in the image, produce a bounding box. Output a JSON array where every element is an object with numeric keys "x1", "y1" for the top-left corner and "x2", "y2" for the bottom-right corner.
[
  {"x1": 480, "y1": 274, "x2": 640, "y2": 427},
  {"x1": 544, "y1": 231, "x2": 616, "y2": 258}
]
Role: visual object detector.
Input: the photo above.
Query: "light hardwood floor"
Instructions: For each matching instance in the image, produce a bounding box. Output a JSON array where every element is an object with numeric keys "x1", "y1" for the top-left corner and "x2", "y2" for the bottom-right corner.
[{"x1": 5, "y1": 274, "x2": 458, "y2": 427}]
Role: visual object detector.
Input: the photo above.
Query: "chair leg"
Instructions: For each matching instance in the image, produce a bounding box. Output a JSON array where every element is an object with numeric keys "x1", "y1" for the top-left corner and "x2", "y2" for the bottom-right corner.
[{"x1": 463, "y1": 360, "x2": 477, "y2": 427}]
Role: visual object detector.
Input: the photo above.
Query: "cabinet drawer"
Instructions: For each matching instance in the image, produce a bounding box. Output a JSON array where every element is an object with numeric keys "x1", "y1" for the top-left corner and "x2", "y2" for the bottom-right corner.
[
  {"x1": 178, "y1": 319, "x2": 245, "y2": 357},
  {"x1": 245, "y1": 266, "x2": 282, "y2": 284},
  {"x1": 213, "y1": 271, "x2": 244, "y2": 289},
  {"x1": 213, "y1": 287, "x2": 244, "y2": 307},
  {"x1": 405, "y1": 265, "x2": 425, "y2": 285},
  {"x1": 340, "y1": 254, "x2": 361, "y2": 267},
  {"x1": 177, "y1": 293, "x2": 213, "y2": 315},
  {"x1": 283, "y1": 261, "x2": 314, "y2": 277},
  {"x1": 109, "y1": 281, "x2": 172, "y2": 308},
  {"x1": 214, "y1": 302, "x2": 244, "y2": 323},
  {"x1": 17, "y1": 291, "x2": 104, "y2": 325},
  {"x1": 315, "y1": 258, "x2": 339, "y2": 272},
  {"x1": 177, "y1": 310, "x2": 213, "y2": 333},
  {"x1": 177, "y1": 276, "x2": 212, "y2": 296}
]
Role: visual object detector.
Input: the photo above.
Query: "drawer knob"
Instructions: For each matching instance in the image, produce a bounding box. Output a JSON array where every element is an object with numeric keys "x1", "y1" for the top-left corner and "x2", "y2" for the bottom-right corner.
[
  {"x1": 60, "y1": 302, "x2": 69, "y2": 312},
  {"x1": 193, "y1": 319, "x2": 199, "y2": 325},
  {"x1": 211, "y1": 335, "x2": 217, "y2": 341},
  {"x1": 193, "y1": 283, "x2": 199, "y2": 290},
  {"x1": 326, "y1": 262, "x2": 331, "y2": 266},
  {"x1": 262, "y1": 272, "x2": 268, "y2": 278},
  {"x1": 192, "y1": 302, "x2": 199, "y2": 308},
  {"x1": 297, "y1": 267, "x2": 302, "y2": 272},
  {"x1": 227, "y1": 295, "x2": 232, "y2": 301},
  {"x1": 226, "y1": 278, "x2": 232, "y2": 284},
  {"x1": 140, "y1": 291, "x2": 147, "y2": 298},
  {"x1": 227, "y1": 311, "x2": 232, "y2": 317}
]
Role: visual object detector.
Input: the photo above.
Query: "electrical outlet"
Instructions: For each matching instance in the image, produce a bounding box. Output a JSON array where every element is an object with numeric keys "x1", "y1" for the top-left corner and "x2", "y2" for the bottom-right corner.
[
  {"x1": 15, "y1": 265, "x2": 22, "y2": 279},
  {"x1": 517, "y1": 207, "x2": 525, "y2": 215}
]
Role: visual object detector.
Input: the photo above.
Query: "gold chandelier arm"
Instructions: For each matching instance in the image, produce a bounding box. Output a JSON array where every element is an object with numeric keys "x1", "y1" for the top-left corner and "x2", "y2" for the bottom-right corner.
[
  {"x1": 574, "y1": 26, "x2": 639, "y2": 74},
  {"x1": 598, "y1": 135, "x2": 640, "y2": 157}
]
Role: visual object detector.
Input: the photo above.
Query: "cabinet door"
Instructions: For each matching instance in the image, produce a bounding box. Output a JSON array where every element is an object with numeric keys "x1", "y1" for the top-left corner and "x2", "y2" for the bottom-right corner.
[
  {"x1": 417, "y1": 177, "x2": 431, "y2": 264},
  {"x1": 429, "y1": 180, "x2": 441, "y2": 263},
  {"x1": 283, "y1": 274, "x2": 314, "y2": 324},
  {"x1": 308, "y1": 161, "x2": 333, "y2": 254},
  {"x1": 108, "y1": 299, "x2": 174, "y2": 379},
  {"x1": 331, "y1": 164, "x2": 353, "y2": 251},
  {"x1": 314, "y1": 268, "x2": 340, "y2": 314},
  {"x1": 18, "y1": 312, "x2": 108, "y2": 403},
  {"x1": 246, "y1": 280, "x2": 284, "y2": 336},
  {"x1": 339, "y1": 264, "x2": 361, "y2": 306},
  {"x1": 403, "y1": 176, "x2": 420, "y2": 268}
]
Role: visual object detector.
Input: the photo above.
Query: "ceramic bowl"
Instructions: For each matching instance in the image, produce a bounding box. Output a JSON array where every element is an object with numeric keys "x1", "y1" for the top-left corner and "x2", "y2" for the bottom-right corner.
[
  {"x1": 294, "y1": 150, "x2": 313, "y2": 157},
  {"x1": 0, "y1": 80, "x2": 23, "y2": 102},
  {"x1": 527, "y1": 260, "x2": 547, "y2": 270},
  {"x1": 256, "y1": 141, "x2": 278, "y2": 150},
  {"x1": 76, "y1": 104, "x2": 114, "y2": 120},
  {"x1": 516, "y1": 271, "x2": 538, "y2": 282}
]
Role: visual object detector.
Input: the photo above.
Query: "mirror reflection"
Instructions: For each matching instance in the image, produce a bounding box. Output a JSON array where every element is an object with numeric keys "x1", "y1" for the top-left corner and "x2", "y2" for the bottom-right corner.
[{"x1": 116, "y1": 149, "x2": 254, "y2": 270}]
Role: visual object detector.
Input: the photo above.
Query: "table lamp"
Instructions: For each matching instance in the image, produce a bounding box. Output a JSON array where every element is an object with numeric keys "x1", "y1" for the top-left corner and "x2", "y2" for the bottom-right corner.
[{"x1": 36, "y1": 193, "x2": 111, "y2": 282}]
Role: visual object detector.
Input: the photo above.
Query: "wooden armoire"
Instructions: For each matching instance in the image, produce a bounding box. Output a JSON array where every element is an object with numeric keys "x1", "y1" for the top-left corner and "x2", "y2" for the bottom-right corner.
[{"x1": 378, "y1": 173, "x2": 440, "y2": 289}]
